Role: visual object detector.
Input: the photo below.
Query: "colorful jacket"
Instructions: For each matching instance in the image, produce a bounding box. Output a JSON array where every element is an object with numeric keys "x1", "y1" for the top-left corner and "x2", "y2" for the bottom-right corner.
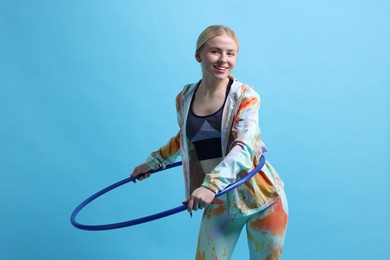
[{"x1": 146, "y1": 76, "x2": 284, "y2": 217}]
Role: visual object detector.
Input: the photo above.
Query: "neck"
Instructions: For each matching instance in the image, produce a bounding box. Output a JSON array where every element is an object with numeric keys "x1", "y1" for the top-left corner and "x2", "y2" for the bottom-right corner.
[{"x1": 199, "y1": 77, "x2": 229, "y2": 96}]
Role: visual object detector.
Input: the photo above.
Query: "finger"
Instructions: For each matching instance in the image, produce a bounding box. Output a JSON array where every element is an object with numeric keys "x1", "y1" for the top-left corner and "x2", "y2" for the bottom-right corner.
[
  {"x1": 137, "y1": 171, "x2": 151, "y2": 181},
  {"x1": 193, "y1": 200, "x2": 199, "y2": 211},
  {"x1": 131, "y1": 173, "x2": 138, "y2": 182},
  {"x1": 130, "y1": 169, "x2": 140, "y2": 178},
  {"x1": 182, "y1": 199, "x2": 189, "y2": 205},
  {"x1": 187, "y1": 198, "x2": 194, "y2": 213},
  {"x1": 130, "y1": 172, "x2": 138, "y2": 183}
]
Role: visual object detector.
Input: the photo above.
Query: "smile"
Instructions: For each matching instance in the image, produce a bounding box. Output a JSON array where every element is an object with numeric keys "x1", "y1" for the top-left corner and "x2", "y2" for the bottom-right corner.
[{"x1": 213, "y1": 65, "x2": 229, "y2": 71}]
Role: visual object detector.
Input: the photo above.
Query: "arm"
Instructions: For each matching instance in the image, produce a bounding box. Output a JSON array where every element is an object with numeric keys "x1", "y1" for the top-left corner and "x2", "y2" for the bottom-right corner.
[
  {"x1": 145, "y1": 131, "x2": 181, "y2": 170},
  {"x1": 130, "y1": 131, "x2": 181, "y2": 181},
  {"x1": 130, "y1": 91, "x2": 185, "y2": 181}
]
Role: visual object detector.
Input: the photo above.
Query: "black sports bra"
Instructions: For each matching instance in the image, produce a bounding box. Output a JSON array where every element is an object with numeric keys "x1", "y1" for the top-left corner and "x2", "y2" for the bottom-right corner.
[{"x1": 186, "y1": 79, "x2": 232, "y2": 160}]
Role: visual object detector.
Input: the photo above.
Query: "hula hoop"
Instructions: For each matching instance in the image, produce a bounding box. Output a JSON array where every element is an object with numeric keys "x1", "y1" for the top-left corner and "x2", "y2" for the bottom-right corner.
[{"x1": 71, "y1": 156, "x2": 266, "y2": 231}]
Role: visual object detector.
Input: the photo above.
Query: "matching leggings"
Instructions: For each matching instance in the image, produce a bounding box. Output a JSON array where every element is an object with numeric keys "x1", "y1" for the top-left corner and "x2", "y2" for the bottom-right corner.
[{"x1": 196, "y1": 190, "x2": 288, "y2": 260}]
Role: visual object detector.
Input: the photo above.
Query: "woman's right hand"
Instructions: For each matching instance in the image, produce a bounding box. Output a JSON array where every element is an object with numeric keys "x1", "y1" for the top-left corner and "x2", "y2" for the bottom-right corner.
[{"x1": 130, "y1": 163, "x2": 152, "y2": 183}]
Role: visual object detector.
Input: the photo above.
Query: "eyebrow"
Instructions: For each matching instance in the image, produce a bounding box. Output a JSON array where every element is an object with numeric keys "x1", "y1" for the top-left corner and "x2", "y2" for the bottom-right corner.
[{"x1": 208, "y1": 47, "x2": 237, "y2": 52}]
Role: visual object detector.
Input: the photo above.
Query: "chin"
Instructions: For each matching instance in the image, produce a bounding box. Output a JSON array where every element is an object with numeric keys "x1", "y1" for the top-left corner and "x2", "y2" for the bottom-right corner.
[
  {"x1": 204, "y1": 70, "x2": 231, "y2": 81},
  {"x1": 215, "y1": 74, "x2": 230, "y2": 80}
]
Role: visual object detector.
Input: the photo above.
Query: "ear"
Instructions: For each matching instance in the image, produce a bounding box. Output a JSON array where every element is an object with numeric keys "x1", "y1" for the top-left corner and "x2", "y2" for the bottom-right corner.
[{"x1": 195, "y1": 52, "x2": 201, "y2": 62}]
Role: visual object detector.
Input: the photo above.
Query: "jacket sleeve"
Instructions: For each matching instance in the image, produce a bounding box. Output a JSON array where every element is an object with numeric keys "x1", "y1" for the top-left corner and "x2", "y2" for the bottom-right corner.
[
  {"x1": 145, "y1": 91, "x2": 184, "y2": 170},
  {"x1": 201, "y1": 87, "x2": 261, "y2": 193},
  {"x1": 145, "y1": 131, "x2": 181, "y2": 170}
]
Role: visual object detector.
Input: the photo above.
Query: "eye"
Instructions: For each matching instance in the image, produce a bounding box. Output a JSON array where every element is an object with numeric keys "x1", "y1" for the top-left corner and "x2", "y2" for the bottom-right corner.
[{"x1": 227, "y1": 52, "x2": 236, "y2": 57}]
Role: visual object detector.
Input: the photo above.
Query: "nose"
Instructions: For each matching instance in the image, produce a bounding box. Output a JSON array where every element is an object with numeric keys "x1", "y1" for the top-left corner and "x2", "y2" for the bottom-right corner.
[{"x1": 218, "y1": 53, "x2": 227, "y2": 63}]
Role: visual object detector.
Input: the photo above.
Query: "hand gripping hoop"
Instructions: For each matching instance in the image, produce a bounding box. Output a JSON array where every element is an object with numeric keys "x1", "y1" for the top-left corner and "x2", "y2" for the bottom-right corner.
[{"x1": 70, "y1": 156, "x2": 266, "y2": 231}]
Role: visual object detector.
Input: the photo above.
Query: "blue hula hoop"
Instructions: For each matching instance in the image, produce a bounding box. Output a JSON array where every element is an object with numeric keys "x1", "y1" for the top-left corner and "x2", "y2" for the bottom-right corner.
[{"x1": 70, "y1": 155, "x2": 266, "y2": 231}]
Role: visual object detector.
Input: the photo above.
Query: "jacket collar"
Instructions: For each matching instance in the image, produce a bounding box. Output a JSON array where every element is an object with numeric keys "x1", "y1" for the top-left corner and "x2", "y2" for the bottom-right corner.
[{"x1": 182, "y1": 75, "x2": 243, "y2": 103}]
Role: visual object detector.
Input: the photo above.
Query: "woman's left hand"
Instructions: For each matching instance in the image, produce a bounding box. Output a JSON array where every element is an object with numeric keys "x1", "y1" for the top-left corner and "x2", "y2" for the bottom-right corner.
[{"x1": 183, "y1": 186, "x2": 216, "y2": 214}]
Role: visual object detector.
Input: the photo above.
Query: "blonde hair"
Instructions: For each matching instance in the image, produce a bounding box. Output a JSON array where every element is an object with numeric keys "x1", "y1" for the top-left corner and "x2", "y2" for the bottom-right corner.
[{"x1": 196, "y1": 25, "x2": 239, "y2": 53}]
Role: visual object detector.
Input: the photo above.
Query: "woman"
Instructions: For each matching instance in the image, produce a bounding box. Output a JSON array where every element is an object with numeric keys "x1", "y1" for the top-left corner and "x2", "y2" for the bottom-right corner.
[{"x1": 131, "y1": 25, "x2": 288, "y2": 260}]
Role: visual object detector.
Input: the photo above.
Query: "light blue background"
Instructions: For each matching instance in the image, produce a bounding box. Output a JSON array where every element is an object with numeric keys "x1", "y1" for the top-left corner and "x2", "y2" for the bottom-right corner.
[{"x1": 1, "y1": 1, "x2": 389, "y2": 259}]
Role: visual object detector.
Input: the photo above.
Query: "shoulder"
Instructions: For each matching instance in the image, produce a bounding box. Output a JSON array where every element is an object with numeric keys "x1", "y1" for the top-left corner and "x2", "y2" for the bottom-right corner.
[
  {"x1": 230, "y1": 76, "x2": 260, "y2": 102},
  {"x1": 176, "y1": 81, "x2": 199, "y2": 101},
  {"x1": 175, "y1": 81, "x2": 199, "y2": 110}
]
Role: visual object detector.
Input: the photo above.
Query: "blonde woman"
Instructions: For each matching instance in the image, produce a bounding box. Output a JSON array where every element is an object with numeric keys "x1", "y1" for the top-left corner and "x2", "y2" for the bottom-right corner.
[{"x1": 131, "y1": 25, "x2": 288, "y2": 259}]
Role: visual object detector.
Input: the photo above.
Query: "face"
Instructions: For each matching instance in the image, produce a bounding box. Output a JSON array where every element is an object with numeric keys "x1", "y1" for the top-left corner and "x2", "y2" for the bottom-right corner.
[{"x1": 196, "y1": 34, "x2": 238, "y2": 81}]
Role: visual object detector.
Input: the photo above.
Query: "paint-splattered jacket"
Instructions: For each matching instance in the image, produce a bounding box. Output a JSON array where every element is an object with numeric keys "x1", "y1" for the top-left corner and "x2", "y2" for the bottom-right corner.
[{"x1": 146, "y1": 76, "x2": 284, "y2": 217}]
